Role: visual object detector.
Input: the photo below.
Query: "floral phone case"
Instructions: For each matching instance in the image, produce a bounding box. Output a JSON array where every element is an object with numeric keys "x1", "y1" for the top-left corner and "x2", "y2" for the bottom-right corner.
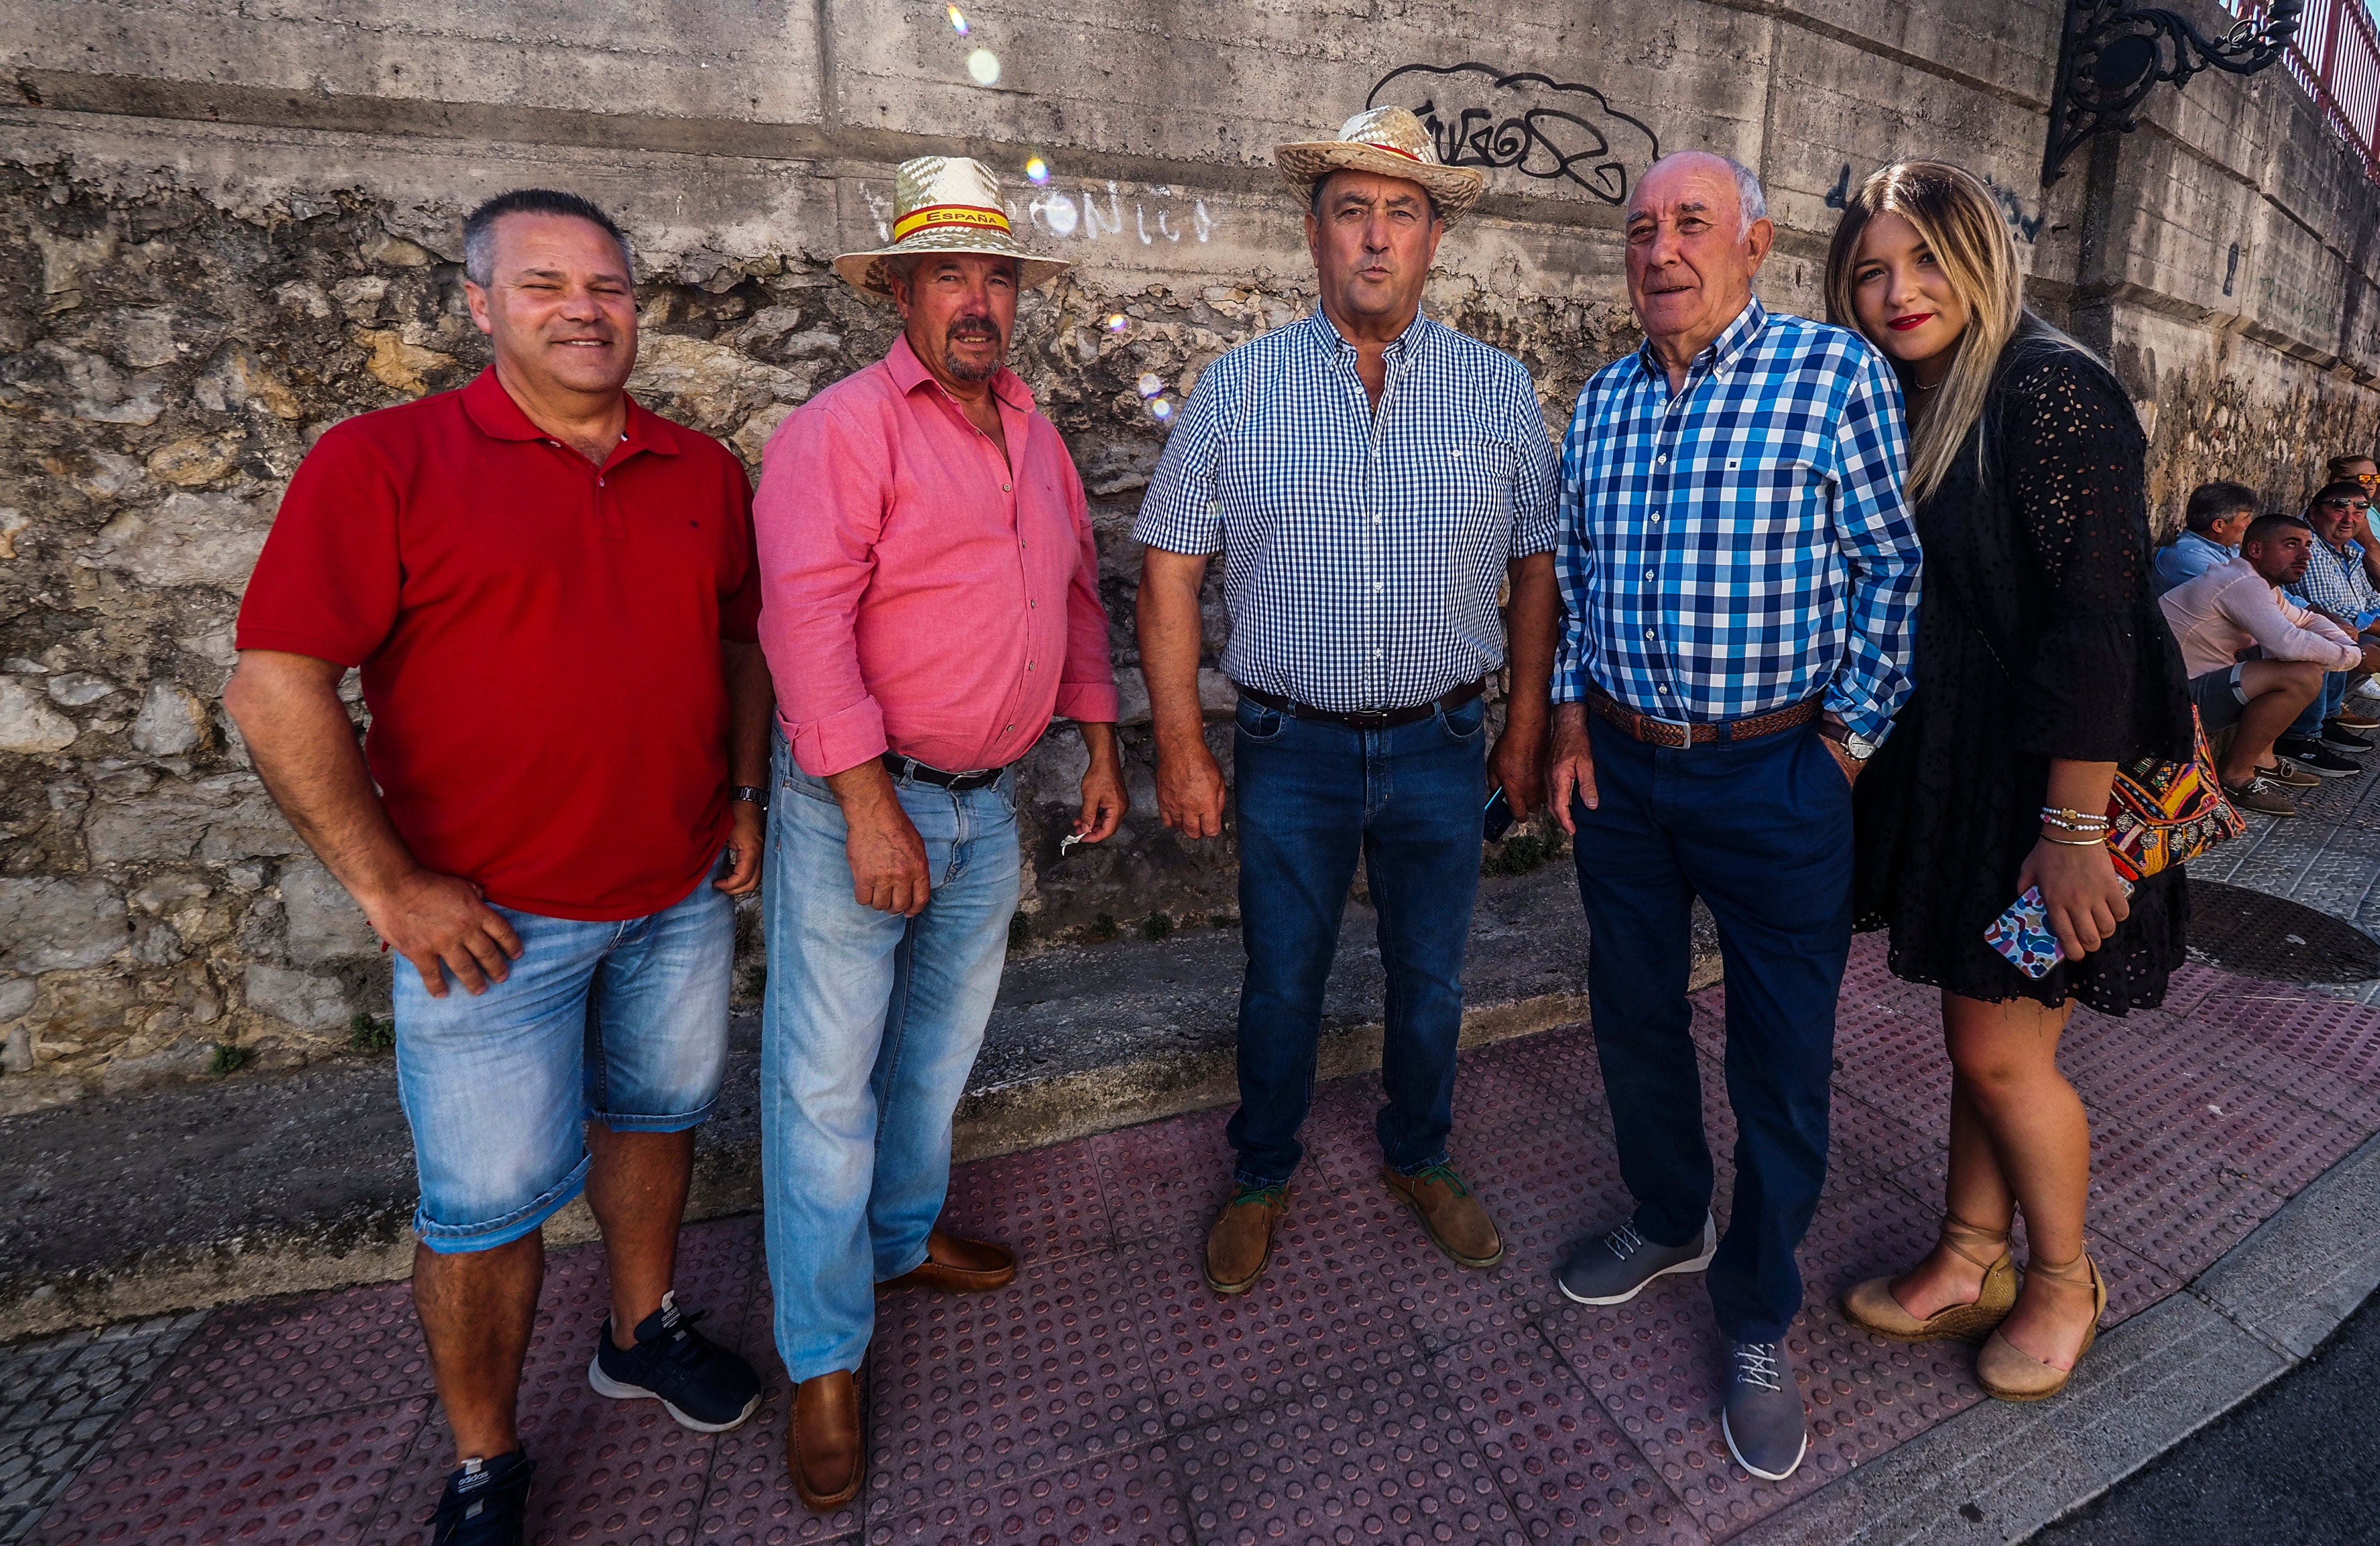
[{"x1": 1986, "y1": 881, "x2": 2134, "y2": 980}]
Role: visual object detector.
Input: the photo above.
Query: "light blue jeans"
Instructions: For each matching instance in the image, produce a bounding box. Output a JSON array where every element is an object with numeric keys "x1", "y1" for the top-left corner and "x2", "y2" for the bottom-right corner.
[
  {"x1": 393, "y1": 862, "x2": 733, "y2": 1253},
  {"x1": 761, "y1": 731, "x2": 1021, "y2": 1381}
]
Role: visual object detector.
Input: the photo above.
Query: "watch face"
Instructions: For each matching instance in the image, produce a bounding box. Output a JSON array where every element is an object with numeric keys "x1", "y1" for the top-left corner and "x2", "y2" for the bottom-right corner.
[{"x1": 1843, "y1": 734, "x2": 1877, "y2": 761}]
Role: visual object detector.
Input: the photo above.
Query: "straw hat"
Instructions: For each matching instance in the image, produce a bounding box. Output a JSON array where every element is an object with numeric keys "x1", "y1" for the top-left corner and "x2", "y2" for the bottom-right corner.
[
  {"x1": 833, "y1": 156, "x2": 1070, "y2": 300},
  {"x1": 1274, "y1": 107, "x2": 1487, "y2": 226}
]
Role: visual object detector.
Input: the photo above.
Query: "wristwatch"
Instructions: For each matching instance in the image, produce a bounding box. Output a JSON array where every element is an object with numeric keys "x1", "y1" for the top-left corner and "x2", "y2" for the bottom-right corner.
[
  {"x1": 1818, "y1": 719, "x2": 1878, "y2": 762},
  {"x1": 730, "y1": 784, "x2": 769, "y2": 809}
]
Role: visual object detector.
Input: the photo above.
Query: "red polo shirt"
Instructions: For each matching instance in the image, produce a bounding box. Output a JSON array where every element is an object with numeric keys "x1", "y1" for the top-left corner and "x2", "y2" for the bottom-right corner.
[{"x1": 237, "y1": 368, "x2": 760, "y2": 921}]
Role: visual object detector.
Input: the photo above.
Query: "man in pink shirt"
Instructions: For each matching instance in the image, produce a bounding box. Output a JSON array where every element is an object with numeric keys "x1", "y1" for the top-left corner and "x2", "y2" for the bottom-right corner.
[
  {"x1": 751, "y1": 156, "x2": 1123, "y2": 1510},
  {"x1": 2159, "y1": 513, "x2": 2376, "y2": 814}
]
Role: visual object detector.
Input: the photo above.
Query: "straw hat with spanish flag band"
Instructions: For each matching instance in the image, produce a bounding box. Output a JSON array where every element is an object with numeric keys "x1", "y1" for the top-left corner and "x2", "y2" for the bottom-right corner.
[
  {"x1": 1274, "y1": 106, "x2": 1486, "y2": 226},
  {"x1": 832, "y1": 156, "x2": 1070, "y2": 299}
]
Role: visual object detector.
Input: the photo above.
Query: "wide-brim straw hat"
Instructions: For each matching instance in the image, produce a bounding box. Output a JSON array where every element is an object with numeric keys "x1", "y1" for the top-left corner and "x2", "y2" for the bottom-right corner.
[
  {"x1": 1274, "y1": 106, "x2": 1487, "y2": 226},
  {"x1": 832, "y1": 156, "x2": 1070, "y2": 299}
]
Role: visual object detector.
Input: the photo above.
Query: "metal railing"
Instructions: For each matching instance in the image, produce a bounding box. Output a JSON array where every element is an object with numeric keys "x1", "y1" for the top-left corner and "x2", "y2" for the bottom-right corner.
[{"x1": 2228, "y1": 0, "x2": 2380, "y2": 178}]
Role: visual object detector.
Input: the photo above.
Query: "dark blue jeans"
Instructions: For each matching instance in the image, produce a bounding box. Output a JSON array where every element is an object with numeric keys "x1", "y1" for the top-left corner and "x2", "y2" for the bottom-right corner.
[
  {"x1": 1228, "y1": 692, "x2": 1487, "y2": 1188},
  {"x1": 1569, "y1": 715, "x2": 1852, "y2": 1342}
]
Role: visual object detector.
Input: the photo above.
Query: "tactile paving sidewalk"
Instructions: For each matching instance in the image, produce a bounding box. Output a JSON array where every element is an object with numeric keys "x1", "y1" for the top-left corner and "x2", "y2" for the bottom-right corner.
[{"x1": 20, "y1": 934, "x2": 2380, "y2": 1546}]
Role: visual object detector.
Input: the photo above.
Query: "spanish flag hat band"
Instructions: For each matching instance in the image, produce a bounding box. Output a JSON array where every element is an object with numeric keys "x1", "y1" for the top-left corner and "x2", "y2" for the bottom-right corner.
[{"x1": 832, "y1": 158, "x2": 1068, "y2": 300}]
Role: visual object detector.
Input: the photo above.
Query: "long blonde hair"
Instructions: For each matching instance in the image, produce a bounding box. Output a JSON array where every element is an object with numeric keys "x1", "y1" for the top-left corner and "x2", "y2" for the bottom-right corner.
[{"x1": 1824, "y1": 162, "x2": 2025, "y2": 502}]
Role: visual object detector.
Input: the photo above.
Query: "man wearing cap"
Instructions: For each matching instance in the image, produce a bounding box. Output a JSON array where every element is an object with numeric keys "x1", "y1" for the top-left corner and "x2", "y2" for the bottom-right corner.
[
  {"x1": 1136, "y1": 108, "x2": 1562, "y2": 1296},
  {"x1": 753, "y1": 156, "x2": 1124, "y2": 1510}
]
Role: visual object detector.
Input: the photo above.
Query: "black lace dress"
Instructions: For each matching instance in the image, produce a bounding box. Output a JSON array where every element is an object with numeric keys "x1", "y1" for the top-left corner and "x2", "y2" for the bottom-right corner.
[{"x1": 1853, "y1": 330, "x2": 2197, "y2": 1013}]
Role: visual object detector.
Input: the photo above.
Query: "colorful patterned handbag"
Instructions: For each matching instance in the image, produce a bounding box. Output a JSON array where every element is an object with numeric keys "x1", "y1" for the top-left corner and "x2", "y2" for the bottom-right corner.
[{"x1": 2103, "y1": 707, "x2": 2246, "y2": 881}]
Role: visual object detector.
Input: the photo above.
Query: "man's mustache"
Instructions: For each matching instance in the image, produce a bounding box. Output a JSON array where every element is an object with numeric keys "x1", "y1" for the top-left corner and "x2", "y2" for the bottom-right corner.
[{"x1": 946, "y1": 318, "x2": 1003, "y2": 343}]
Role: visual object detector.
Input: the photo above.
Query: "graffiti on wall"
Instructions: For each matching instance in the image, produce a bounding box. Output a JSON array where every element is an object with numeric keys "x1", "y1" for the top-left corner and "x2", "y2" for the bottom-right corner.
[
  {"x1": 1365, "y1": 62, "x2": 1661, "y2": 205},
  {"x1": 1823, "y1": 163, "x2": 2045, "y2": 244}
]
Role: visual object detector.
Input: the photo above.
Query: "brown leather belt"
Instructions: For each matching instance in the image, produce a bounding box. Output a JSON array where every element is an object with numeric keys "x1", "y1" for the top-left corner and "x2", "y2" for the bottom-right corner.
[
  {"x1": 1586, "y1": 691, "x2": 1820, "y2": 749},
  {"x1": 1236, "y1": 679, "x2": 1485, "y2": 731}
]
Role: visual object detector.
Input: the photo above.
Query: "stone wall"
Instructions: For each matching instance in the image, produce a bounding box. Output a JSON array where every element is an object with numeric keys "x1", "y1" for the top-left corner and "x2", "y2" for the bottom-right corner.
[{"x1": 3, "y1": 0, "x2": 2376, "y2": 1104}]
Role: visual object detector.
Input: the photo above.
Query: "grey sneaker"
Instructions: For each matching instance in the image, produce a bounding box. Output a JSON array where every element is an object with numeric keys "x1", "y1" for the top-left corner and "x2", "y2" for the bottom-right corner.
[
  {"x1": 1722, "y1": 1341, "x2": 1808, "y2": 1482},
  {"x1": 1556, "y1": 1212, "x2": 1717, "y2": 1306}
]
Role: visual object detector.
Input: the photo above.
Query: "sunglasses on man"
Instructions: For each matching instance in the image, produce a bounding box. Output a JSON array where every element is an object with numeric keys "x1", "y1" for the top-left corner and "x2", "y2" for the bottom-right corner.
[{"x1": 2321, "y1": 497, "x2": 2371, "y2": 511}]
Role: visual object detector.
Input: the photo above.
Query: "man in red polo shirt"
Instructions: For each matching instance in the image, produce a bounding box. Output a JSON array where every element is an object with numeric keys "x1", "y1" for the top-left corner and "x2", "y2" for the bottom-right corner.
[{"x1": 226, "y1": 190, "x2": 769, "y2": 1546}]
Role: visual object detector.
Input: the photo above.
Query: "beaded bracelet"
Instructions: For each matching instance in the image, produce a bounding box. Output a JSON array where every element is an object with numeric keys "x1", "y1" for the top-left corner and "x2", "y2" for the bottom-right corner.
[
  {"x1": 2040, "y1": 813, "x2": 2111, "y2": 834},
  {"x1": 2040, "y1": 806, "x2": 2110, "y2": 829}
]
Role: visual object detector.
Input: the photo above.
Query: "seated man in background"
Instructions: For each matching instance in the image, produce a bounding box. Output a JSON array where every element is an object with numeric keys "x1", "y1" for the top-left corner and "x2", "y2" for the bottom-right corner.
[
  {"x1": 2153, "y1": 480, "x2": 2258, "y2": 596},
  {"x1": 2290, "y1": 478, "x2": 2380, "y2": 754},
  {"x1": 2160, "y1": 514, "x2": 2374, "y2": 815}
]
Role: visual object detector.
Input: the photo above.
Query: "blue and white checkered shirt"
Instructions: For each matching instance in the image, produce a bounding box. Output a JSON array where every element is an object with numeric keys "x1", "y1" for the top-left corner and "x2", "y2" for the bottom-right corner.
[
  {"x1": 1135, "y1": 309, "x2": 1560, "y2": 712},
  {"x1": 1552, "y1": 298, "x2": 1921, "y2": 742},
  {"x1": 2295, "y1": 535, "x2": 2380, "y2": 618}
]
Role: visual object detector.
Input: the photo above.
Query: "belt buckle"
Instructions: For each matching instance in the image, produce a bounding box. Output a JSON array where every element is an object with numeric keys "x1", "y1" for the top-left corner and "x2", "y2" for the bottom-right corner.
[
  {"x1": 1643, "y1": 711, "x2": 1694, "y2": 750},
  {"x1": 1345, "y1": 709, "x2": 1393, "y2": 730}
]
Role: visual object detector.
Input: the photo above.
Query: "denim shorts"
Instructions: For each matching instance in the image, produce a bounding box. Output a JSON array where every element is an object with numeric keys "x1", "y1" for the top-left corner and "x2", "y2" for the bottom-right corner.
[{"x1": 393, "y1": 862, "x2": 734, "y2": 1253}]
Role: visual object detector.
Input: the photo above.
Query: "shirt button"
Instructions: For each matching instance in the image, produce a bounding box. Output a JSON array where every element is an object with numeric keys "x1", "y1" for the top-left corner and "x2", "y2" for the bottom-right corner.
[
  {"x1": 1029, "y1": 599, "x2": 1037, "y2": 609},
  {"x1": 1651, "y1": 511, "x2": 1663, "y2": 522},
  {"x1": 1643, "y1": 568, "x2": 1654, "y2": 580},
  {"x1": 1645, "y1": 627, "x2": 1656, "y2": 639},
  {"x1": 1003, "y1": 483, "x2": 1012, "y2": 492},
  {"x1": 1655, "y1": 454, "x2": 1667, "y2": 466}
]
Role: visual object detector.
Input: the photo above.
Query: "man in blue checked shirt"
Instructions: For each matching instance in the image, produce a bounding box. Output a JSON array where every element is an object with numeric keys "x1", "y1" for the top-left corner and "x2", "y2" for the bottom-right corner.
[
  {"x1": 1536, "y1": 150, "x2": 1921, "y2": 1484},
  {"x1": 1134, "y1": 107, "x2": 1562, "y2": 1300}
]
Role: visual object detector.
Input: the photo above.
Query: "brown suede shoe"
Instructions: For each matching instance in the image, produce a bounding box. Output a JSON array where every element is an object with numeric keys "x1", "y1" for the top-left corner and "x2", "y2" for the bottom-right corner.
[
  {"x1": 787, "y1": 1368, "x2": 862, "y2": 1511},
  {"x1": 1204, "y1": 1182, "x2": 1288, "y2": 1295},
  {"x1": 876, "y1": 1229, "x2": 1017, "y2": 1294},
  {"x1": 1383, "y1": 1164, "x2": 1504, "y2": 1268}
]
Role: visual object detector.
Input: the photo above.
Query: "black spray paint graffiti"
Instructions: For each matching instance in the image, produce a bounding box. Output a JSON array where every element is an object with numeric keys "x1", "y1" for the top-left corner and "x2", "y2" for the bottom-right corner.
[
  {"x1": 1823, "y1": 164, "x2": 2045, "y2": 244},
  {"x1": 1365, "y1": 62, "x2": 1660, "y2": 206}
]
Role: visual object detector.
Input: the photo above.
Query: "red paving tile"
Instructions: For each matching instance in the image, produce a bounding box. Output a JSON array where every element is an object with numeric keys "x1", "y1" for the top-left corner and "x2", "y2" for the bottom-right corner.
[{"x1": 28, "y1": 936, "x2": 2380, "y2": 1546}]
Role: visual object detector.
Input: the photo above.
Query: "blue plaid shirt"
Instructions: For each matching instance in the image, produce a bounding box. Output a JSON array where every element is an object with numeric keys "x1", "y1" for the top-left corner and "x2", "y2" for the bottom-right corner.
[
  {"x1": 2296, "y1": 535, "x2": 2380, "y2": 618},
  {"x1": 1135, "y1": 309, "x2": 1560, "y2": 712},
  {"x1": 1553, "y1": 298, "x2": 1921, "y2": 742}
]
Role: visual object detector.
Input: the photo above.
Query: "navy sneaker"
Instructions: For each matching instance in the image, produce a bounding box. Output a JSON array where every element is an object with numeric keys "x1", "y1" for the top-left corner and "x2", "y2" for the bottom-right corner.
[
  {"x1": 587, "y1": 1290, "x2": 762, "y2": 1433},
  {"x1": 1721, "y1": 1342, "x2": 1808, "y2": 1481},
  {"x1": 431, "y1": 1450, "x2": 533, "y2": 1546}
]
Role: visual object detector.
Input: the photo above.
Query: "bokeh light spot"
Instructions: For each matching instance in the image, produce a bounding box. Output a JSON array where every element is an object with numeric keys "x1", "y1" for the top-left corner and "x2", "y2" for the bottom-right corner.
[
  {"x1": 1136, "y1": 373, "x2": 1163, "y2": 398},
  {"x1": 946, "y1": 4, "x2": 968, "y2": 34},
  {"x1": 966, "y1": 48, "x2": 1001, "y2": 85},
  {"x1": 1151, "y1": 399, "x2": 1173, "y2": 420},
  {"x1": 1104, "y1": 314, "x2": 1129, "y2": 333},
  {"x1": 1025, "y1": 156, "x2": 1049, "y2": 185}
]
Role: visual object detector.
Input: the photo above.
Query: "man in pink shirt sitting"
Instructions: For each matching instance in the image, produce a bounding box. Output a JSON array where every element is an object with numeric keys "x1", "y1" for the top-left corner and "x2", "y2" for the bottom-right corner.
[
  {"x1": 751, "y1": 157, "x2": 1124, "y2": 1510},
  {"x1": 2159, "y1": 513, "x2": 2377, "y2": 816}
]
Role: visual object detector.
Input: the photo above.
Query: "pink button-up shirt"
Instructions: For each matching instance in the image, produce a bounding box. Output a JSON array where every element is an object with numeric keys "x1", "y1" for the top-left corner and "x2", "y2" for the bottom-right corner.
[
  {"x1": 756, "y1": 334, "x2": 1119, "y2": 777},
  {"x1": 2158, "y1": 554, "x2": 2363, "y2": 678}
]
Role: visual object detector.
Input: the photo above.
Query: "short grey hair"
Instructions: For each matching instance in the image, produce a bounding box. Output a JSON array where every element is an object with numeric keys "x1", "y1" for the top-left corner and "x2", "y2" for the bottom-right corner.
[
  {"x1": 461, "y1": 189, "x2": 633, "y2": 287},
  {"x1": 1634, "y1": 150, "x2": 1768, "y2": 238}
]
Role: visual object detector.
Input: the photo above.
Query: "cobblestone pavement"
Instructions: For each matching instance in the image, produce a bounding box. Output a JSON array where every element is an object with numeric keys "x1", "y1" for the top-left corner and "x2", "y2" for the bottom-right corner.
[
  {"x1": 2193, "y1": 705, "x2": 2380, "y2": 1003},
  {"x1": 0, "y1": 1314, "x2": 207, "y2": 1544},
  {"x1": 13, "y1": 924, "x2": 2380, "y2": 1546}
]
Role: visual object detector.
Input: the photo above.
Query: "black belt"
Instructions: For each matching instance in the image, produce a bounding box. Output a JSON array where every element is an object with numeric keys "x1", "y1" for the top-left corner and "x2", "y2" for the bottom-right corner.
[
  {"x1": 881, "y1": 752, "x2": 1011, "y2": 792},
  {"x1": 1235, "y1": 679, "x2": 1485, "y2": 730}
]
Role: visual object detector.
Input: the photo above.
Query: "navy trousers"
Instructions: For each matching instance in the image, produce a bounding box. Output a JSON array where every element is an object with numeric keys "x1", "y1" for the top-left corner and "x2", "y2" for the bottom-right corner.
[
  {"x1": 1569, "y1": 715, "x2": 1853, "y2": 1342},
  {"x1": 1227, "y1": 692, "x2": 1487, "y2": 1188}
]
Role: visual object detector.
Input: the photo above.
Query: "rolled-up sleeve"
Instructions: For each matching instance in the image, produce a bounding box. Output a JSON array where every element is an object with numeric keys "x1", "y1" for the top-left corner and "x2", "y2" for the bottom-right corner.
[
  {"x1": 1822, "y1": 350, "x2": 1922, "y2": 743},
  {"x1": 753, "y1": 400, "x2": 892, "y2": 778},
  {"x1": 1133, "y1": 359, "x2": 1230, "y2": 556},
  {"x1": 1550, "y1": 395, "x2": 1599, "y2": 706},
  {"x1": 1057, "y1": 459, "x2": 1121, "y2": 723},
  {"x1": 1508, "y1": 374, "x2": 1562, "y2": 560}
]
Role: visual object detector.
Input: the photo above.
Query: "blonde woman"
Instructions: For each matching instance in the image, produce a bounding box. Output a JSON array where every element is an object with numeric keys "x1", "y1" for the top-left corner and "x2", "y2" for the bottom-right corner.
[{"x1": 1827, "y1": 162, "x2": 2194, "y2": 1400}]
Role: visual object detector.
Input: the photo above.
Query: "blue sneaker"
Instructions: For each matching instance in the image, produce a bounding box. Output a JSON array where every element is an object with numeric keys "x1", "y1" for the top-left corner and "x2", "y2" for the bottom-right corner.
[
  {"x1": 431, "y1": 1450, "x2": 533, "y2": 1546},
  {"x1": 588, "y1": 1290, "x2": 762, "y2": 1433},
  {"x1": 1721, "y1": 1341, "x2": 1808, "y2": 1481}
]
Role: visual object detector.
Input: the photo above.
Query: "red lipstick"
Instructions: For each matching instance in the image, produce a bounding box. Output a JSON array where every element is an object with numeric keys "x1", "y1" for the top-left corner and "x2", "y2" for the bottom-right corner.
[{"x1": 1887, "y1": 313, "x2": 1933, "y2": 331}]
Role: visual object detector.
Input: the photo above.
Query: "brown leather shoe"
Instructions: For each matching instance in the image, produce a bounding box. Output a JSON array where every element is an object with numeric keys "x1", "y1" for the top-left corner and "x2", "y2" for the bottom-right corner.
[
  {"x1": 1384, "y1": 1163, "x2": 1505, "y2": 1268},
  {"x1": 875, "y1": 1228, "x2": 1017, "y2": 1294},
  {"x1": 787, "y1": 1368, "x2": 862, "y2": 1510},
  {"x1": 1204, "y1": 1182, "x2": 1288, "y2": 1295}
]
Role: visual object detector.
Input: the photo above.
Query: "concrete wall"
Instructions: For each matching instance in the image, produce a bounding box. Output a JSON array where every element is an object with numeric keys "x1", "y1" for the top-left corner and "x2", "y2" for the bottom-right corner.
[{"x1": 4, "y1": 0, "x2": 2376, "y2": 1103}]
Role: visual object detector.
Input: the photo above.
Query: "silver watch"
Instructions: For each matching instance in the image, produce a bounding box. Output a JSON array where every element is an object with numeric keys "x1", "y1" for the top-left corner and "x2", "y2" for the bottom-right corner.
[{"x1": 1839, "y1": 731, "x2": 1878, "y2": 761}]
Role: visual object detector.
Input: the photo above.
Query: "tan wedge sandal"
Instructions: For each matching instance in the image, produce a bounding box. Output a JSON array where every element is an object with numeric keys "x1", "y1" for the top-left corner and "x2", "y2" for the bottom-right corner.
[
  {"x1": 1842, "y1": 1213, "x2": 2018, "y2": 1344},
  {"x1": 1976, "y1": 1251, "x2": 2107, "y2": 1402}
]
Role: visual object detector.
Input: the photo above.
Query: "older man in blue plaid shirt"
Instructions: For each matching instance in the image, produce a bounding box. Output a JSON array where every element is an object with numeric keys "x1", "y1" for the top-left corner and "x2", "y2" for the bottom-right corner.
[
  {"x1": 1136, "y1": 108, "x2": 1561, "y2": 1299},
  {"x1": 1537, "y1": 151, "x2": 1921, "y2": 1483}
]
